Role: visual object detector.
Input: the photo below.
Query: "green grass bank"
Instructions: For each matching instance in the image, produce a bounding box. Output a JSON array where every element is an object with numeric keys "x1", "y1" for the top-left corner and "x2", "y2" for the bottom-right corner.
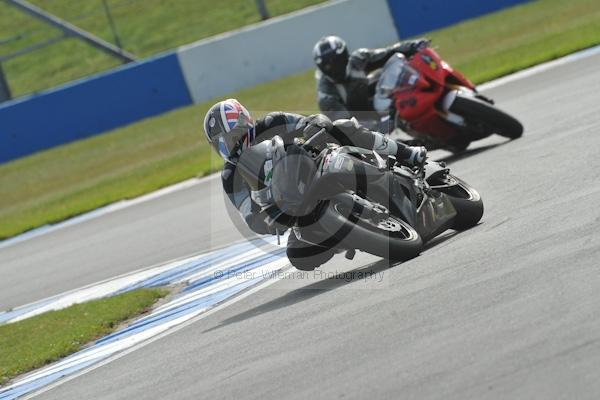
[
  {"x1": 0, "y1": 0, "x2": 325, "y2": 98},
  {"x1": 0, "y1": 288, "x2": 167, "y2": 385}
]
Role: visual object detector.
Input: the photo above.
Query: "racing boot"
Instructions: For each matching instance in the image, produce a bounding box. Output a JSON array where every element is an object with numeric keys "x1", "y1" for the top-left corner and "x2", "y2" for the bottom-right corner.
[{"x1": 371, "y1": 130, "x2": 427, "y2": 168}]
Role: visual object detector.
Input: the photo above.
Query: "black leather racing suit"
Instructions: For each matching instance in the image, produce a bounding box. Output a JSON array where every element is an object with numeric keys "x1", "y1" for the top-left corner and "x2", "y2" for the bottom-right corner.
[
  {"x1": 222, "y1": 112, "x2": 416, "y2": 270},
  {"x1": 221, "y1": 112, "x2": 305, "y2": 236},
  {"x1": 316, "y1": 39, "x2": 427, "y2": 121}
]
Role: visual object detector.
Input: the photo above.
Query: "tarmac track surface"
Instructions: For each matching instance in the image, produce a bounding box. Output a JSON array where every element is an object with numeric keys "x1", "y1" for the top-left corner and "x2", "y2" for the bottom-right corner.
[{"x1": 3, "y1": 51, "x2": 600, "y2": 399}]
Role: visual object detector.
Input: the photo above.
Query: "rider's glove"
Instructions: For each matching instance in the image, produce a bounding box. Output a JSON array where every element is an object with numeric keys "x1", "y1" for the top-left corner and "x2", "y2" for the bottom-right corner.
[
  {"x1": 412, "y1": 38, "x2": 431, "y2": 51},
  {"x1": 393, "y1": 38, "x2": 430, "y2": 58},
  {"x1": 299, "y1": 114, "x2": 333, "y2": 139}
]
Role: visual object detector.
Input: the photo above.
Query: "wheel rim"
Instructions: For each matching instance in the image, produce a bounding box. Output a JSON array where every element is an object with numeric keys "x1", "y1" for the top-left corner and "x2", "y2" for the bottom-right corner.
[
  {"x1": 333, "y1": 202, "x2": 417, "y2": 240},
  {"x1": 375, "y1": 216, "x2": 403, "y2": 232}
]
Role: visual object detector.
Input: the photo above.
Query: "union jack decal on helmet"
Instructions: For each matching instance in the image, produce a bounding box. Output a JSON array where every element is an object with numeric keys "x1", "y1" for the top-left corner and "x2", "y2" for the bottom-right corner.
[
  {"x1": 219, "y1": 99, "x2": 253, "y2": 132},
  {"x1": 203, "y1": 98, "x2": 255, "y2": 162}
]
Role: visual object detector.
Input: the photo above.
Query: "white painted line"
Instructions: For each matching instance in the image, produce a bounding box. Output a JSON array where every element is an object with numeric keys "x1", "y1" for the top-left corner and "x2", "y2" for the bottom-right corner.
[
  {"x1": 0, "y1": 250, "x2": 210, "y2": 322},
  {"x1": 478, "y1": 45, "x2": 600, "y2": 91},
  {"x1": 0, "y1": 173, "x2": 219, "y2": 250},
  {"x1": 0, "y1": 235, "x2": 280, "y2": 322},
  {"x1": 0, "y1": 237, "x2": 283, "y2": 323},
  {"x1": 6, "y1": 268, "x2": 169, "y2": 323}
]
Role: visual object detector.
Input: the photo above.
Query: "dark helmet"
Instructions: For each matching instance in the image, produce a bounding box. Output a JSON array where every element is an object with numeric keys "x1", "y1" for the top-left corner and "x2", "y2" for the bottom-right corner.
[
  {"x1": 203, "y1": 99, "x2": 255, "y2": 163},
  {"x1": 313, "y1": 35, "x2": 349, "y2": 82}
]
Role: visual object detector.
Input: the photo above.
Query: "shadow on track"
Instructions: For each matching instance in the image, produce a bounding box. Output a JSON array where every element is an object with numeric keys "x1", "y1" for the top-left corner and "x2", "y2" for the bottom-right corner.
[
  {"x1": 202, "y1": 259, "x2": 392, "y2": 334},
  {"x1": 423, "y1": 229, "x2": 462, "y2": 251},
  {"x1": 436, "y1": 141, "x2": 508, "y2": 164},
  {"x1": 203, "y1": 230, "x2": 463, "y2": 333}
]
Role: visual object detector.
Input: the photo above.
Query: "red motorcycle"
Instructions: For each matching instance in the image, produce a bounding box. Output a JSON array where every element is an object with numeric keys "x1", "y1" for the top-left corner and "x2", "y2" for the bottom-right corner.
[{"x1": 374, "y1": 47, "x2": 523, "y2": 152}]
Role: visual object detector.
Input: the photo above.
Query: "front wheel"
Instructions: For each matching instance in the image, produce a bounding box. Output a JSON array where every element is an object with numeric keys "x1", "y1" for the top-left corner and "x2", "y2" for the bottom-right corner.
[
  {"x1": 451, "y1": 94, "x2": 523, "y2": 139},
  {"x1": 429, "y1": 174, "x2": 483, "y2": 230},
  {"x1": 317, "y1": 194, "x2": 423, "y2": 261}
]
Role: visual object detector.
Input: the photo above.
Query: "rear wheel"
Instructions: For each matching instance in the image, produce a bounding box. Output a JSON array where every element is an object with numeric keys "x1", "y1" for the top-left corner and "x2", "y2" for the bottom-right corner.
[
  {"x1": 429, "y1": 174, "x2": 483, "y2": 230},
  {"x1": 318, "y1": 194, "x2": 423, "y2": 261},
  {"x1": 451, "y1": 94, "x2": 523, "y2": 139}
]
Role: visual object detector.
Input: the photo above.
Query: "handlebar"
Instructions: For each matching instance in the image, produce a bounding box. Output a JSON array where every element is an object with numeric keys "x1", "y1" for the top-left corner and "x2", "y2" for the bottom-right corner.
[
  {"x1": 417, "y1": 39, "x2": 432, "y2": 50},
  {"x1": 300, "y1": 127, "x2": 328, "y2": 150}
]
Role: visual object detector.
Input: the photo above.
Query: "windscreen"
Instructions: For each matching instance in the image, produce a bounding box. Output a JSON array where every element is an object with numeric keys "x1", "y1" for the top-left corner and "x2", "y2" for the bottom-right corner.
[{"x1": 376, "y1": 54, "x2": 420, "y2": 97}]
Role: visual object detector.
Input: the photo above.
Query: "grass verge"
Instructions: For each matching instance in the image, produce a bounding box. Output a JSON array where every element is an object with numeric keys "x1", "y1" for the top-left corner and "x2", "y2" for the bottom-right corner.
[
  {"x1": 0, "y1": 0, "x2": 325, "y2": 97},
  {"x1": 1, "y1": 0, "x2": 600, "y2": 239},
  {"x1": 0, "y1": 288, "x2": 167, "y2": 385}
]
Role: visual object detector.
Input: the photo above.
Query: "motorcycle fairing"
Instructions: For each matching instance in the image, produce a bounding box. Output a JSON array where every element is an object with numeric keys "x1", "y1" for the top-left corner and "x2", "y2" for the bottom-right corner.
[
  {"x1": 388, "y1": 164, "x2": 456, "y2": 241},
  {"x1": 414, "y1": 188, "x2": 456, "y2": 241},
  {"x1": 390, "y1": 47, "x2": 477, "y2": 145},
  {"x1": 315, "y1": 147, "x2": 457, "y2": 241}
]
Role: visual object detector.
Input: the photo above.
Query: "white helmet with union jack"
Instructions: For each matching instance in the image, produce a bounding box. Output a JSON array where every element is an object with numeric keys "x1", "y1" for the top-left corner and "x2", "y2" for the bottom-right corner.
[{"x1": 203, "y1": 98, "x2": 255, "y2": 163}]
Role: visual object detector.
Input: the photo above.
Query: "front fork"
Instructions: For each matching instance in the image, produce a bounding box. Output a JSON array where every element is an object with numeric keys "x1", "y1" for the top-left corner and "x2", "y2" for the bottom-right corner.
[
  {"x1": 439, "y1": 87, "x2": 474, "y2": 127},
  {"x1": 439, "y1": 86, "x2": 496, "y2": 127}
]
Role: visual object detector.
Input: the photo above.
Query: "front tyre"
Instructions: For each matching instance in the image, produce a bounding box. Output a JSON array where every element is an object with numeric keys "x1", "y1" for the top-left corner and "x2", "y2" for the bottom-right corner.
[
  {"x1": 430, "y1": 174, "x2": 483, "y2": 230},
  {"x1": 318, "y1": 195, "x2": 423, "y2": 261},
  {"x1": 451, "y1": 94, "x2": 523, "y2": 139}
]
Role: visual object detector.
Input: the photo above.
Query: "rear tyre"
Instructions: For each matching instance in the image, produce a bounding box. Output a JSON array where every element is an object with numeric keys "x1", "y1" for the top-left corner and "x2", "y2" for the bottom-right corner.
[
  {"x1": 430, "y1": 174, "x2": 483, "y2": 230},
  {"x1": 318, "y1": 195, "x2": 423, "y2": 261},
  {"x1": 451, "y1": 94, "x2": 523, "y2": 139}
]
